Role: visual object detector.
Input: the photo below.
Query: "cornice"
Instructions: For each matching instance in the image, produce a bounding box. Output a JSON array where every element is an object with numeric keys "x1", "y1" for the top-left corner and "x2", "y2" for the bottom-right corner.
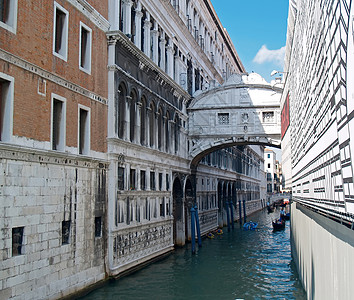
[
  {"x1": 140, "y1": 0, "x2": 224, "y2": 83},
  {"x1": 67, "y1": 0, "x2": 110, "y2": 31},
  {"x1": 0, "y1": 142, "x2": 108, "y2": 168},
  {"x1": 108, "y1": 31, "x2": 190, "y2": 100}
]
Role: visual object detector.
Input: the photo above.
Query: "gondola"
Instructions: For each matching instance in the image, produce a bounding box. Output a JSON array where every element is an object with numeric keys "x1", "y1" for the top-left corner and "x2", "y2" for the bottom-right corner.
[
  {"x1": 267, "y1": 205, "x2": 274, "y2": 213},
  {"x1": 272, "y1": 219, "x2": 285, "y2": 231}
]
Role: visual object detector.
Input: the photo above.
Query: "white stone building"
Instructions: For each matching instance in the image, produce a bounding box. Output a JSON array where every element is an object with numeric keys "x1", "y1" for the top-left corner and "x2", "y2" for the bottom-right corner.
[
  {"x1": 264, "y1": 148, "x2": 276, "y2": 193},
  {"x1": 105, "y1": 0, "x2": 266, "y2": 277}
]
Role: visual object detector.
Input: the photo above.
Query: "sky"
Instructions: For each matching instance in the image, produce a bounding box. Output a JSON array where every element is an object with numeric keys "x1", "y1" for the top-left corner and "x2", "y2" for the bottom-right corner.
[
  {"x1": 210, "y1": 0, "x2": 288, "y2": 161},
  {"x1": 210, "y1": 0, "x2": 289, "y2": 83}
]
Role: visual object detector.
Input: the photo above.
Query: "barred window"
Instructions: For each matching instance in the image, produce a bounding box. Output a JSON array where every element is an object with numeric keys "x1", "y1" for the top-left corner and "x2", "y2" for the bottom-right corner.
[
  {"x1": 140, "y1": 170, "x2": 146, "y2": 190},
  {"x1": 218, "y1": 113, "x2": 229, "y2": 125},
  {"x1": 166, "y1": 174, "x2": 170, "y2": 191},
  {"x1": 118, "y1": 167, "x2": 125, "y2": 190},
  {"x1": 262, "y1": 111, "x2": 274, "y2": 123},
  {"x1": 130, "y1": 168, "x2": 136, "y2": 190},
  {"x1": 95, "y1": 216, "x2": 102, "y2": 237},
  {"x1": 12, "y1": 227, "x2": 24, "y2": 256},
  {"x1": 159, "y1": 173, "x2": 163, "y2": 191},
  {"x1": 150, "y1": 171, "x2": 156, "y2": 191},
  {"x1": 62, "y1": 220, "x2": 70, "y2": 244}
]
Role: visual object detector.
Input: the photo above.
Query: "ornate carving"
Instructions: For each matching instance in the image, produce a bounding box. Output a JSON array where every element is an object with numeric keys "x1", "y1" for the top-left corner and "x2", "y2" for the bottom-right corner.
[
  {"x1": 112, "y1": 223, "x2": 172, "y2": 267},
  {"x1": 241, "y1": 113, "x2": 249, "y2": 123}
]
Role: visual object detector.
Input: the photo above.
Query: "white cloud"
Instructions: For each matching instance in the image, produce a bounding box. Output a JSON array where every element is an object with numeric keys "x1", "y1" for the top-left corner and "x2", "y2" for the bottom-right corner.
[{"x1": 253, "y1": 45, "x2": 285, "y2": 66}]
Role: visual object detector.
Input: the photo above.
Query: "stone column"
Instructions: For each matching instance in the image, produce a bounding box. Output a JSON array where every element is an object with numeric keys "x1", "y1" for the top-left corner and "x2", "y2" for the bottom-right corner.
[
  {"x1": 108, "y1": 0, "x2": 120, "y2": 31},
  {"x1": 166, "y1": 39, "x2": 174, "y2": 78},
  {"x1": 151, "y1": 22, "x2": 159, "y2": 64},
  {"x1": 154, "y1": 111, "x2": 159, "y2": 149},
  {"x1": 143, "y1": 12, "x2": 151, "y2": 58},
  {"x1": 191, "y1": 63, "x2": 195, "y2": 94},
  {"x1": 146, "y1": 167, "x2": 151, "y2": 191},
  {"x1": 146, "y1": 106, "x2": 151, "y2": 147},
  {"x1": 162, "y1": 115, "x2": 167, "y2": 152},
  {"x1": 134, "y1": 2, "x2": 143, "y2": 50},
  {"x1": 170, "y1": 120, "x2": 175, "y2": 154},
  {"x1": 159, "y1": 31, "x2": 166, "y2": 70},
  {"x1": 125, "y1": 96, "x2": 132, "y2": 141},
  {"x1": 122, "y1": 0, "x2": 132, "y2": 36},
  {"x1": 162, "y1": 170, "x2": 166, "y2": 191},
  {"x1": 126, "y1": 163, "x2": 131, "y2": 191},
  {"x1": 108, "y1": 39, "x2": 117, "y2": 138},
  {"x1": 175, "y1": 53, "x2": 181, "y2": 86},
  {"x1": 136, "y1": 101, "x2": 142, "y2": 145}
]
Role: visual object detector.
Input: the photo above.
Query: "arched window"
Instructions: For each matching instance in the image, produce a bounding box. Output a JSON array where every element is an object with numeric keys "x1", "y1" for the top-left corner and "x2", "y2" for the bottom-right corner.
[
  {"x1": 130, "y1": 90, "x2": 136, "y2": 142},
  {"x1": 140, "y1": 97, "x2": 146, "y2": 145},
  {"x1": 131, "y1": 2, "x2": 136, "y2": 42},
  {"x1": 174, "y1": 114, "x2": 179, "y2": 154},
  {"x1": 118, "y1": 83, "x2": 127, "y2": 139},
  {"x1": 119, "y1": 0, "x2": 123, "y2": 31},
  {"x1": 149, "y1": 102, "x2": 155, "y2": 147},
  {"x1": 157, "y1": 107, "x2": 163, "y2": 150},
  {"x1": 165, "y1": 111, "x2": 170, "y2": 152}
]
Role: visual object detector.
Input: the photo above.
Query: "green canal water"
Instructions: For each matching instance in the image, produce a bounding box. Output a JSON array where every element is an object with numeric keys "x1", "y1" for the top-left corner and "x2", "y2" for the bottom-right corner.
[{"x1": 80, "y1": 208, "x2": 306, "y2": 300}]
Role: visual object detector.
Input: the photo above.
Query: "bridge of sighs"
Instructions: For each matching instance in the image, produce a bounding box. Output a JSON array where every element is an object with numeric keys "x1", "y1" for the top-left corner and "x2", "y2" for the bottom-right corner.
[{"x1": 188, "y1": 72, "x2": 283, "y2": 169}]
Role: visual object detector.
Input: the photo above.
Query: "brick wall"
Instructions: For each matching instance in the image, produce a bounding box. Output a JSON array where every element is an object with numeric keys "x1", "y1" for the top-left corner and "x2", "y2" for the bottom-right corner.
[{"x1": 0, "y1": 0, "x2": 108, "y2": 153}]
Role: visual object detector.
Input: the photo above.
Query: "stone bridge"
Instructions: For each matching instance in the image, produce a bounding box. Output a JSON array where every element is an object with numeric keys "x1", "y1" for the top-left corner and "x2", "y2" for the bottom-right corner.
[{"x1": 188, "y1": 73, "x2": 283, "y2": 168}]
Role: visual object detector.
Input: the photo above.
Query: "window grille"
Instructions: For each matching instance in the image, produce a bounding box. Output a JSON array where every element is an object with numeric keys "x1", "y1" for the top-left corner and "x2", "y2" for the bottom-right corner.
[
  {"x1": 218, "y1": 113, "x2": 229, "y2": 125},
  {"x1": 12, "y1": 227, "x2": 24, "y2": 256},
  {"x1": 262, "y1": 111, "x2": 274, "y2": 123},
  {"x1": 62, "y1": 221, "x2": 70, "y2": 244}
]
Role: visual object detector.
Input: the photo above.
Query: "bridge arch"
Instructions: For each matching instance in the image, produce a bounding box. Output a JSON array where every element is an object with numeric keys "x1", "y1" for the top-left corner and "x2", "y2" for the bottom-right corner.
[
  {"x1": 190, "y1": 140, "x2": 281, "y2": 169},
  {"x1": 188, "y1": 73, "x2": 282, "y2": 169}
]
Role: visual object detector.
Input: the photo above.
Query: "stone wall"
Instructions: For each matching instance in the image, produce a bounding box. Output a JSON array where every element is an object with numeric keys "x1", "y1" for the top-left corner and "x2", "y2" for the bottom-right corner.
[{"x1": 0, "y1": 145, "x2": 107, "y2": 299}]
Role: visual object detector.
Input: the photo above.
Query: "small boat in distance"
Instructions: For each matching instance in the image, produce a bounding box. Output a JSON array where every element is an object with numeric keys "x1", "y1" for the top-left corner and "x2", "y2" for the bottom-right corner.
[
  {"x1": 243, "y1": 221, "x2": 258, "y2": 230},
  {"x1": 272, "y1": 219, "x2": 285, "y2": 231},
  {"x1": 267, "y1": 205, "x2": 274, "y2": 213},
  {"x1": 284, "y1": 213, "x2": 290, "y2": 221}
]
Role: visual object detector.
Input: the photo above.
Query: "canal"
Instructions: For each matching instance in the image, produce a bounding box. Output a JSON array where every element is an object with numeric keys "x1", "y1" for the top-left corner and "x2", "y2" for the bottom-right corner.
[{"x1": 80, "y1": 208, "x2": 306, "y2": 299}]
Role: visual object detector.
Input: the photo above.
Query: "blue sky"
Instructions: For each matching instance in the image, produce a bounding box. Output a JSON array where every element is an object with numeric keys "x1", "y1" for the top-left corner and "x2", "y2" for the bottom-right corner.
[{"x1": 210, "y1": 0, "x2": 289, "y2": 83}]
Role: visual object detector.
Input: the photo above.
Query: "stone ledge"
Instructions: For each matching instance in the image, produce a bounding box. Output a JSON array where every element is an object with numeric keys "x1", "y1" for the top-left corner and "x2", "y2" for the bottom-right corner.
[{"x1": 0, "y1": 143, "x2": 108, "y2": 169}]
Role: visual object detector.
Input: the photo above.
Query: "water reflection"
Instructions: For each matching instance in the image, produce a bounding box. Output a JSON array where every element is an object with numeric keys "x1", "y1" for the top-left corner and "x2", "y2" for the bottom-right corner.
[{"x1": 80, "y1": 209, "x2": 306, "y2": 300}]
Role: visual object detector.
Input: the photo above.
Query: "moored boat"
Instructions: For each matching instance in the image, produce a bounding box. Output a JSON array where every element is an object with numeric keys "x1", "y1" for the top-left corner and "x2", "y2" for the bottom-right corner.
[
  {"x1": 243, "y1": 221, "x2": 258, "y2": 230},
  {"x1": 272, "y1": 219, "x2": 285, "y2": 231},
  {"x1": 267, "y1": 205, "x2": 274, "y2": 213}
]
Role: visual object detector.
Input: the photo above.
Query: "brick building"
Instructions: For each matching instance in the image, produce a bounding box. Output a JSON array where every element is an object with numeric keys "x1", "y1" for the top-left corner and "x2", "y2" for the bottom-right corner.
[{"x1": 1, "y1": 0, "x2": 109, "y2": 298}]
